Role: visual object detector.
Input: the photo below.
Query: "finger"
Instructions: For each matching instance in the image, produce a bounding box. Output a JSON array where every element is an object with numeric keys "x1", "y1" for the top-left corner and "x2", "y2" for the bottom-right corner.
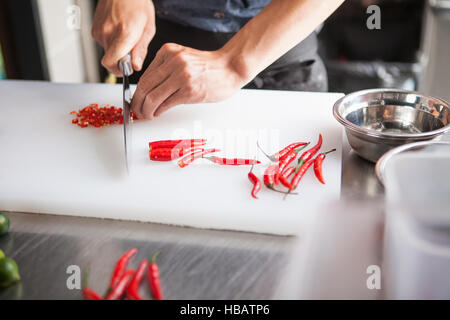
[
  {"x1": 131, "y1": 24, "x2": 155, "y2": 71},
  {"x1": 102, "y1": 26, "x2": 144, "y2": 76},
  {"x1": 91, "y1": 27, "x2": 105, "y2": 48},
  {"x1": 91, "y1": 22, "x2": 113, "y2": 49},
  {"x1": 131, "y1": 57, "x2": 168, "y2": 119},
  {"x1": 144, "y1": 42, "x2": 179, "y2": 73},
  {"x1": 141, "y1": 77, "x2": 180, "y2": 120},
  {"x1": 91, "y1": 6, "x2": 110, "y2": 47},
  {"x1": 131, "y1": 84, "x2": 150, "y2": 120},
  {"x1": 150, "y1": 43, "x2": 183, "y2": 69},
  {"x1": 154, "y1": 89, "x2": 186, "y2": 117},
  {"x1": 131, "y1": 43, "x2": 183, "y2": 118}
]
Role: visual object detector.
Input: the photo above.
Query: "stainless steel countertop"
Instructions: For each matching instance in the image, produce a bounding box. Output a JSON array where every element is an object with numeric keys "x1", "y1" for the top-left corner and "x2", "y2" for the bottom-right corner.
[{"x1": 0, "y1": 136, "x2": 385, "y2": 300}]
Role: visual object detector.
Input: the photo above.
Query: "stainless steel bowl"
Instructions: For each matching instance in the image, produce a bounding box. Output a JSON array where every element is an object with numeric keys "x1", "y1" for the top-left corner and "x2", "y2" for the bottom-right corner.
[
  {"x1": 333, "y1": 88, "x2": 450, "y2": 162},
  {"x1": 375, "y1": 141, "x2": 450, "y2": 186}
]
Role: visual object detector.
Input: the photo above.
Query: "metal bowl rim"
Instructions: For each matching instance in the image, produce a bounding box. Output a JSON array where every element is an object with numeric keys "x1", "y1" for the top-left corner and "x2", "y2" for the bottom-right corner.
[
  {"x1": 333, "y1": 88, "x2": 450, "y2": 140},
  {"x1": 375, "y1": 140, "x2": 450, "y2": 186}
]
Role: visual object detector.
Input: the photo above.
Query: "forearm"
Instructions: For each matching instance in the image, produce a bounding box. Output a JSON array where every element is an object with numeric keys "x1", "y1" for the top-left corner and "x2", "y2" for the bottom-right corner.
[{"x1": 221, "y1": 0, "x2": 345, "y2": 83}]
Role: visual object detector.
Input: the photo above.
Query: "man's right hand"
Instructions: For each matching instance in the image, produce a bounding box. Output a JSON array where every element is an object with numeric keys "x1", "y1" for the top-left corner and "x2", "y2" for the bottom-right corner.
[{"x1": 92, "y1": 0, "x2": 156, "y2": 76}]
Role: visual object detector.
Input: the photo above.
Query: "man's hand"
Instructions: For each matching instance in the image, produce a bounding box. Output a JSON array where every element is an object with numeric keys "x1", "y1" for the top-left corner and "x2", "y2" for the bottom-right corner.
[
  {"x1": 92, "y1": 0, "x2": 155, "y2": 76},
  {"x1": 131, "y1": 43, "x2": 247, "y2": 120},
  {"x1": 130, "y1": 0, "x2": 344, "y2": 120}
]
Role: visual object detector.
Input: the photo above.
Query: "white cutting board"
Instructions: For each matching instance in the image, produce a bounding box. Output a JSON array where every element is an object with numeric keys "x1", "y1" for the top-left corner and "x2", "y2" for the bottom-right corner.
[{"x1": 0, "y1": 80, "x2": 343, "y2": 235}]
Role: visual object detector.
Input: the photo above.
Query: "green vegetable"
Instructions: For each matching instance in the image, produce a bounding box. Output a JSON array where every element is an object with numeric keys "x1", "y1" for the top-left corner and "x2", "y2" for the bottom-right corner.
[
  {"x1": 0, "y1": 257, "x2": 21, "y2": 287},
  {"x1": 0, "y1": 249, "x2": 4, "y2": 259},
  {"x1": 0, "y1": 212, "x2": 10, "y2": 236}
]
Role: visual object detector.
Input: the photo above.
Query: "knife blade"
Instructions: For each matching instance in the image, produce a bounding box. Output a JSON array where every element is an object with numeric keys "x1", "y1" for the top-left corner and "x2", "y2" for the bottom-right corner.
[{"x1": 119, "y1": 54, "x2": 133, "y2": 174}]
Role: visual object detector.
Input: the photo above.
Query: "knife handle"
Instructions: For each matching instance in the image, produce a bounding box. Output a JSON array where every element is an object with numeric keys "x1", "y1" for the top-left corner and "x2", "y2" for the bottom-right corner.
[{"x1": 119, "y1": 53, "x2": 133, "y2": 77}]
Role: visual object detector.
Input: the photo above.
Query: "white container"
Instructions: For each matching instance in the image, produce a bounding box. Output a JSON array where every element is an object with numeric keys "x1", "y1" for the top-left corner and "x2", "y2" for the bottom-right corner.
[{"x1": 383, "y1": 152, "x2": 450, "y2": 299}]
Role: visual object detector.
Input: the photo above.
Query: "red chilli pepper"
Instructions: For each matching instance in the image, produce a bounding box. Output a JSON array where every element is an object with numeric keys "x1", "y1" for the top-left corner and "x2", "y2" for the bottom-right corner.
[
  {"x1": 109, "y1": 248, "x2": 137, "y2": 290},
  {"x1": 314, "y1": 149, "x2": 336, "y2": 184},
  {"x1": 279, "y1": 167, "x2": 296, "y2": 190},
  {"x1": 105, "y1": 269, "x2": 135, "y2": 300},
  {"x1": 258, "y1": 141, "x2": 308, "y2": 162},
  {"x1": 263, "y1": 164, "x2": 297, "y2": 195},
  {"x1": 178, "y1": 148, "x2": 220, "y2": 168},
  {"x1": 275, "y1": 144, "x2": 309, "y2": 185},
  {"x1": 263, "y1": 164, "x2": 278, "y2": 188},
  {"x1": 282, "y1": 166, "x2": 295, "y2": 179},
  {"x1": 294, "y1": 134, "x2": 322, "y2": 172},
  {"x1": 149, "y1": 147, "x2": 203, "y2": 161},
  {"x1": 126, "y1": 260, "x2": 148, "y2": 300},
  {"x1": 248, "y1": 162, "x2": 261, "y2": 199},
  {"x1": 148, "y1": 251, "x2": 163, "y2": 300},
  {"x1": 148, "y1": 139, "x2": 207, "y2": 150},
  {"x1": 83, "y1": 287, "x2": 104, "y2": 300},
  {"x1": 204, "y1": 156, "x2": 261, "y2": 166},
  {"x1": 290, "y1": 158, "x2": 315, "y2": 190},
  {"x1": 82, "y1": 266, "x2": 104, "y2": 300},
  {"x1": 279, "y1": 176, "x2": 293, "y2": 190}
]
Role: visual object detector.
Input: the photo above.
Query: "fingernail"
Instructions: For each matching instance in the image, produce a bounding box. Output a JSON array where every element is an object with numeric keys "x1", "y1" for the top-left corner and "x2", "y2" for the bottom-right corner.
[{"x1": 135, "y1": 57, "x2": 142, "y2": 70}]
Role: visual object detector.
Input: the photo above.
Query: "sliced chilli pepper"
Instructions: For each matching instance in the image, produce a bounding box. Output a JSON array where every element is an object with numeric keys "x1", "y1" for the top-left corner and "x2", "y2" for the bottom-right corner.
[
  {"x1": 148, "y1": 251, "x2": 163, "y2": 300},
  {"x1": 257, "y1": 141, "x2": 308, "y2": 162},
  {"x1": 70, "y1": 104, "x2": 138, "y2": 128},
  {"x1": 294, "y1": 134, "x2": 322, "y2": 172},
  {"x1": 290, "y1": 158, "x2": 315, "y2": 190},
  {"x1": 149, "y1": 147, "x2": 203, "y2": 161},
  {"x1": 204, "y1": 156, "x2": 261, "y2": 166},
  {"x1": 148, "y1": 139, "x2": 207, "y2": 150},
  {"x1": 126, "y1": 260, "x2": 148, "y2": 300},
  {"x1": 178, "y1": 148, "x2": 220, "y2": 168},
  {"x1": 105, "y1": 269, "x2": 135, "y2": 300},
  {"x1": 109, "y1": 248, "x2": 137, "y2": 291},
  {"x1": 275, "y1": 144, "x2": 309, "y2": 185},
  {"x1": 314, "y1": 149, "x2": 336, "y2": 184},
  {"x1": 248, "y1": 162, "x2": 261, "y2": 199}
]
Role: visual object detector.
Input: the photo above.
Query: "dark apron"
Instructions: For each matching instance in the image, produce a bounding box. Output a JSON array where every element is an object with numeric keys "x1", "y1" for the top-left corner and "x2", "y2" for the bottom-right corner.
[{"x1": 130, "y1": 16, "x2": 328, "y2": 92}]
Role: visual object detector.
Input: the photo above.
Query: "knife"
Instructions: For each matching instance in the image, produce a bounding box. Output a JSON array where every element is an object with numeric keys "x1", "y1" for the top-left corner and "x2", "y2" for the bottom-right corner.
[{"x1": 118, "y1": 54, "x2": 133, "y2": 174}]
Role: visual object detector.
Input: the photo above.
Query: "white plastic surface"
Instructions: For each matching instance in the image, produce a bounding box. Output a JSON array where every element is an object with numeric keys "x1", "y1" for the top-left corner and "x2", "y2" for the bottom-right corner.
[{"x1": 0, "y1": 80, "x2": 343, "y2": 235}]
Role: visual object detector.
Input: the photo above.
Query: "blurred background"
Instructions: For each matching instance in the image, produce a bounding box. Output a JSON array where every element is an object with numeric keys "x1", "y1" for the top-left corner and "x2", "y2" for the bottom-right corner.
[{"x1": 0, "y1": 0, "x2": 449, "y2": 101}]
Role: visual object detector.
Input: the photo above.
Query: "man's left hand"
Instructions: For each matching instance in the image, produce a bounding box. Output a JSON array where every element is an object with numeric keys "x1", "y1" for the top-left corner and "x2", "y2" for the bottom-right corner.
[{"x1": 131, "y1": 43, "x2": 247, "y2": 119}]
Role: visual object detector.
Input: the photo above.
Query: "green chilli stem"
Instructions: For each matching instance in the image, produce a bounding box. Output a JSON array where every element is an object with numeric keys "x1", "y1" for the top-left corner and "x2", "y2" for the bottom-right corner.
[
  {"x1": 256, "y1": 140, "x2": 275, "y2": 162},
  {"x1": 83, "y1": 265, "x2": 90, "y2": 289},
  {"x1": 322, "y1": 148, "x2": 336, "y2": 156},
  {"x1": 294, "y1": 143, "x2": 310, "y2": 152},
  {"x1": 151, "y1": 250, "x2": 162, "y2": 264}
]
